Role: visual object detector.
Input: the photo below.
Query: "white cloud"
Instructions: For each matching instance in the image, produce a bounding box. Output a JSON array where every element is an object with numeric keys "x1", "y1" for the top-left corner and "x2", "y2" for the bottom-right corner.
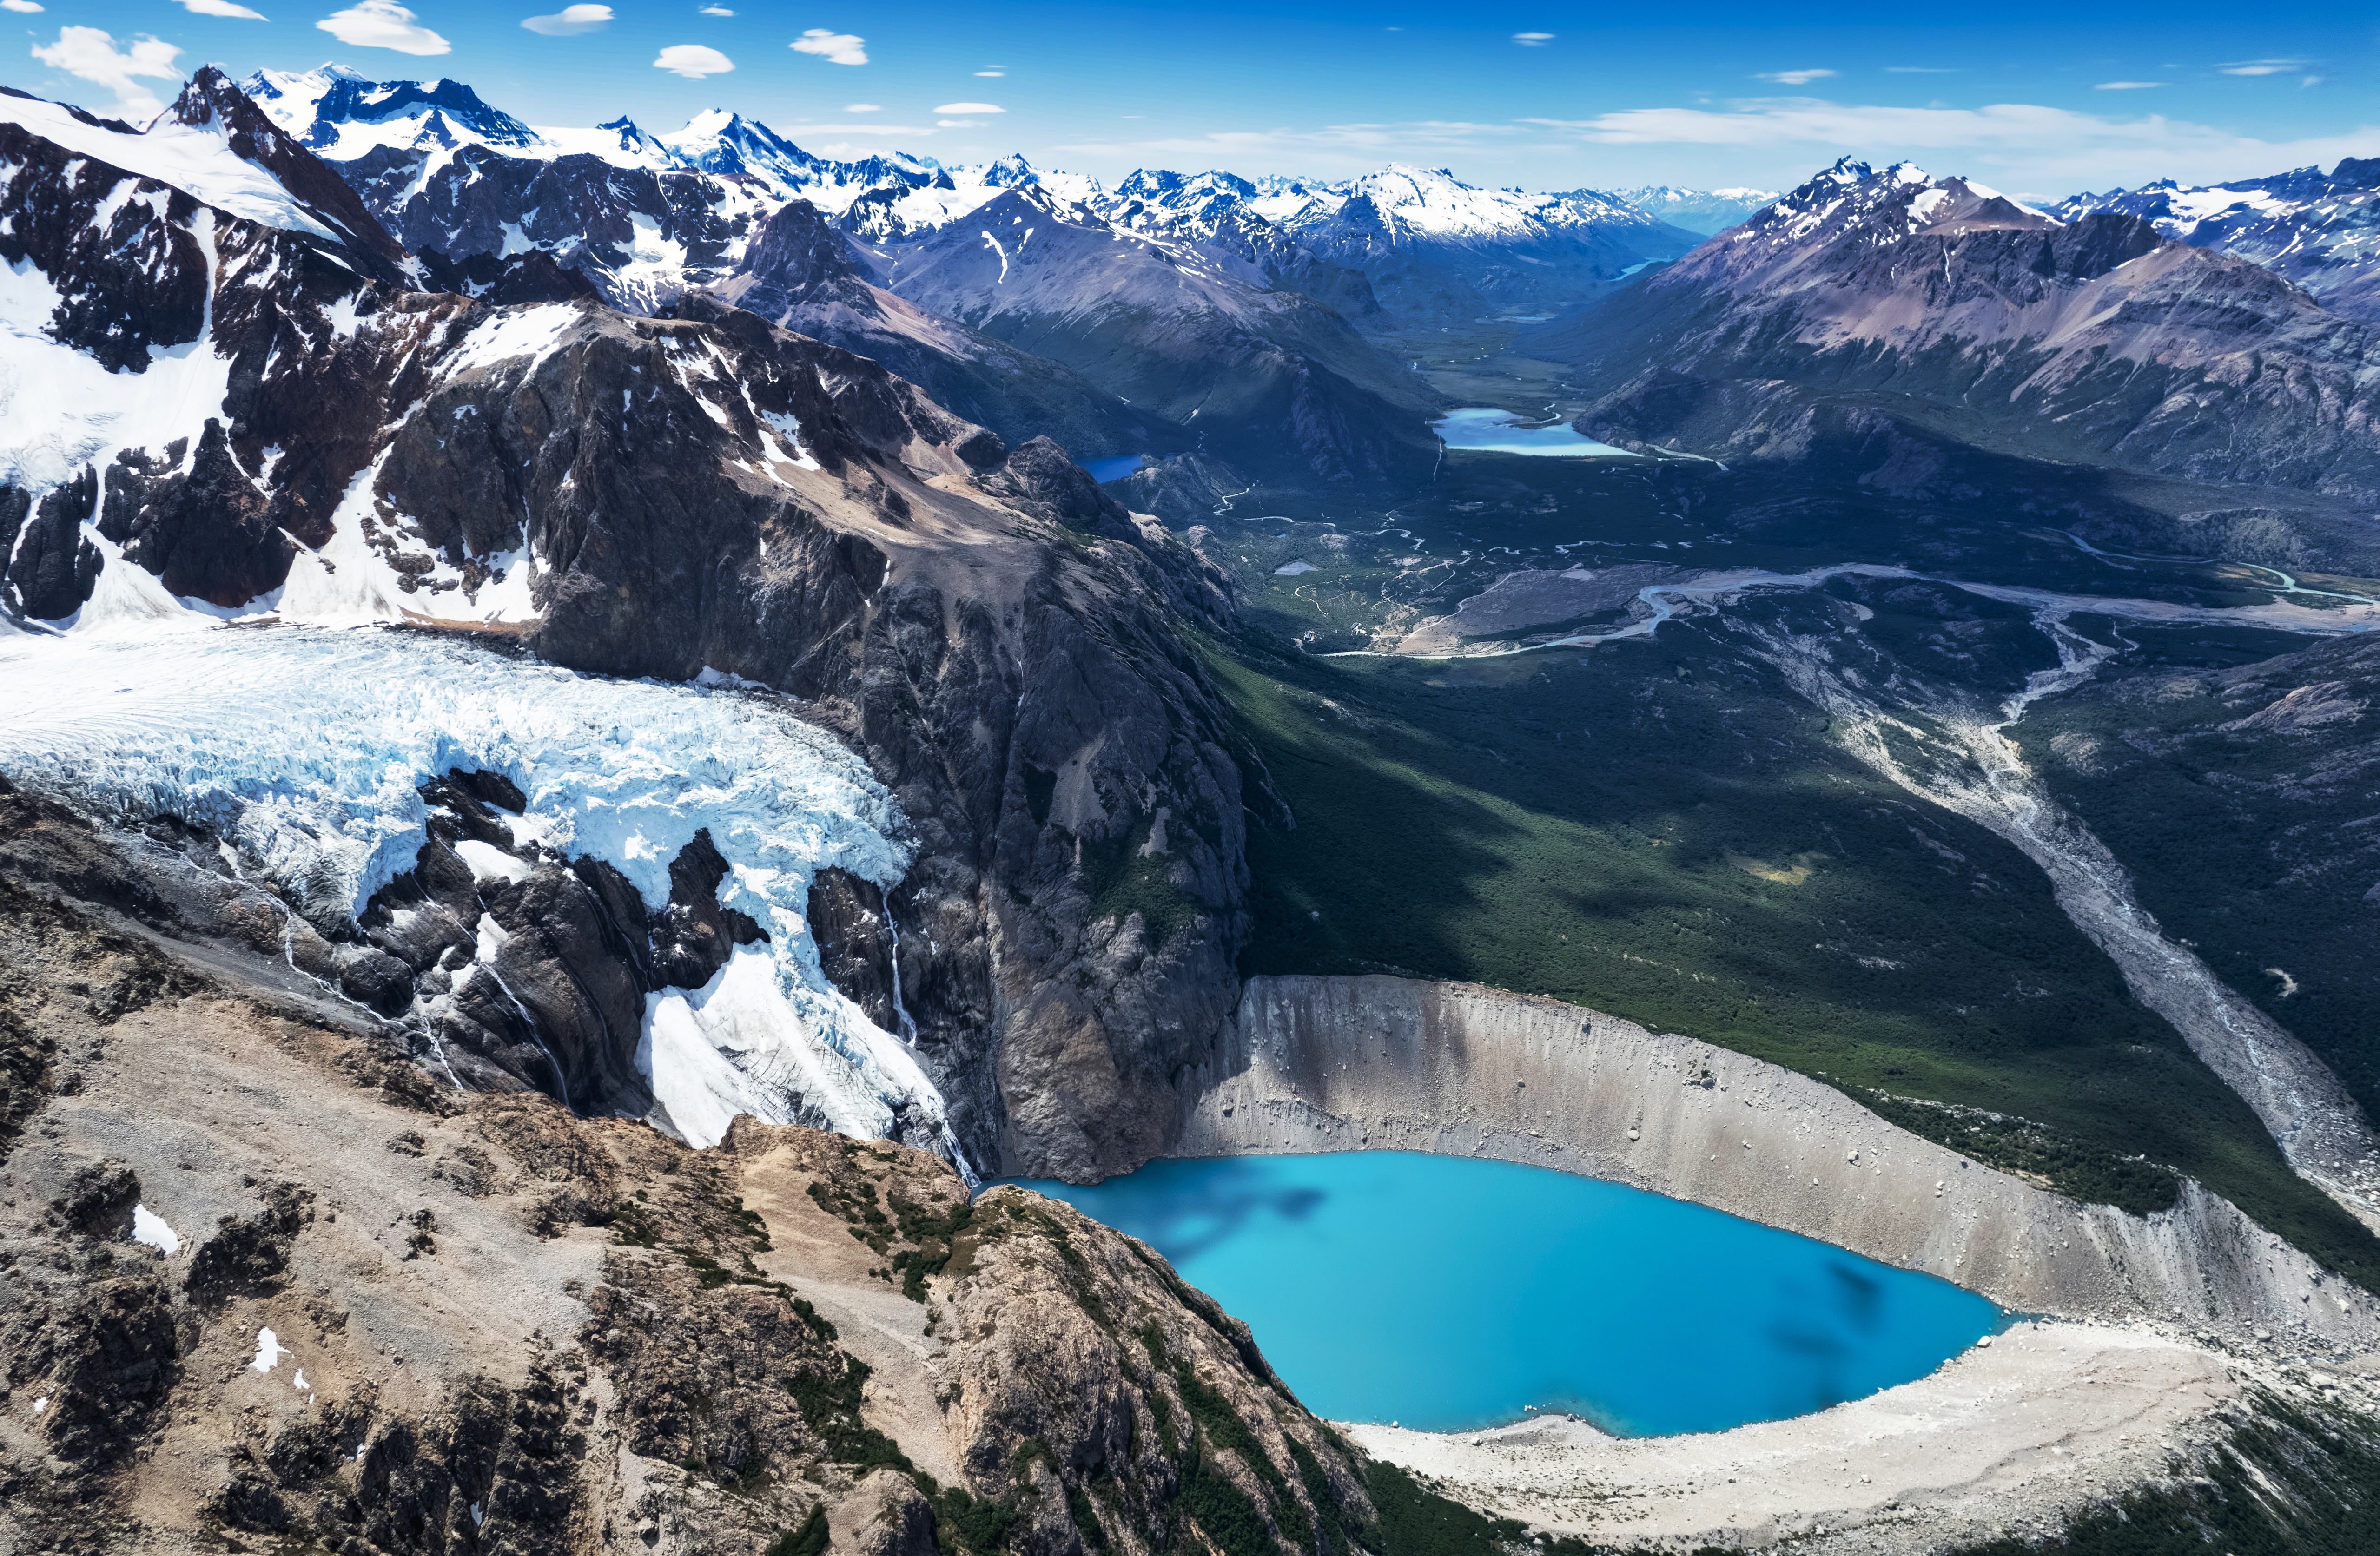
[
  {"x1": 654, "y1": 42, "x2": 732, "y2": 76},
  {"x1": 974, "y1": 69, "x2": 1003, "y2": 77},
  {"x1": 29, "y1": 26, "x2": 179, "y2": 117},
  {"x1": 2095, "y1": 81, "x2": 2165, "y2": 90},
  {"x1": 1757, "y1": 69, "x2": 1835, "y2": 86},
  {"x1": 522, "y1": 3, "x2": 610, "y2": 35},
  {"x1": 2, "y1": 1, "x2": 46, "y2": 12},
  {"x1": 934, "y1": 101, "x2": 1001, "y2": 114},
  {"x1": 1512, "y1": 32, "x2": 1554, "y2": 46},
  {"x1": 790, "y1": 28, "x2": 865, "y2": 65},
  {"x1": 936, "y1": 119, "x2": 978, "y2": 128},
  {"x1": 2218, "y1": 59, "x2": 2307, "y2": 76},
  {"x1": 842, "y1": 102, "x2": 879, "y2": 112},
  {"x1": 698, "y1": 3, "x2": 731, "y2": 11},
  {"x1": 1518, "y1": 95, "x2": 2380, "y2": 192},
  {"x1": 1053, "y1": 120, "x2": 1519, "y2": 180},
  {"x1": 176, "y1": 0, "x2": 269, "y2": 17},
  {"x1": 315, "y1": 0, "x2": 450, "y2": 54}
]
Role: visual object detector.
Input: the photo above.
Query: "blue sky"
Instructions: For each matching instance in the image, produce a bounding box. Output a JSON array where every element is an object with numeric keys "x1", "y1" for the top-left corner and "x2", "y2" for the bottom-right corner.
[{"x1": 11, "y1": 0, "x2": 2378, "y2": 197}]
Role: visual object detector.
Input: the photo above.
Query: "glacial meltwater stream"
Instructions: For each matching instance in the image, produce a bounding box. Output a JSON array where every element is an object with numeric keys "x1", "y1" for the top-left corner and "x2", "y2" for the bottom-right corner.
[{"x1": 1016, "y1": 1151, "x2": 2000, "y2": 1437}]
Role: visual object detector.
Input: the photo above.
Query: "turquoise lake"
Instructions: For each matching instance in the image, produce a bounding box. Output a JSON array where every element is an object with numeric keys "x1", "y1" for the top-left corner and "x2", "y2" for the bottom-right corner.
[
  {"x1": 1012, "y1": 1151, "x2": 2001, "y2": 1437},
  {"x1": 1432, "y1": 407, "x2": 1639, "y2": 458}
]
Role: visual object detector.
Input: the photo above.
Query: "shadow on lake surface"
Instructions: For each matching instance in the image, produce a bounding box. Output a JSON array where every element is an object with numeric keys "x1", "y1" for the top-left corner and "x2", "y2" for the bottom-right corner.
[{"x1": 1010, "y1": 1150, "x2": 1999, "y2": 1436}]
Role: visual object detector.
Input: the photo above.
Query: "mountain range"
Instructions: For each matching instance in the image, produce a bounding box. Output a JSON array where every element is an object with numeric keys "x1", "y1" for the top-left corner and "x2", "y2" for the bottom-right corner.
[
  {"x1": 11, "y1": 56, "x2": 2380, "y2": 1556},
  {"x1": 1530, "y1": 157, "x2": 2380, "y2": 523},
  {"x1": 2055, "y1": 158, "x2": 2380, "y2": 321}
]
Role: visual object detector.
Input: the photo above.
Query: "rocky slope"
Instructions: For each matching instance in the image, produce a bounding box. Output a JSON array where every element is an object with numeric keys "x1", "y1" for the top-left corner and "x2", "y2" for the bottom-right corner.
[
  {"x1": 2018, "y1": 629, "x2": 2380, "y2": 1148},
  {"x1": 0, "y1": 75, "x2": 1255, "y2": 1183},
  {"x1": 0, "y1": 848, "x2": 1461, "y2": 1556},
  {"x1": 2056, "y1": 157, "x2": 2380, "y2": 322},
  {"x1": 1099, "y1": 170, "x2": 1383, "y2": 324},
  {"x1": 711, "y1": 198, "x2": 1190, "y2": 463},
  {"x1": 866, "y1": 185, "x2": 1441, "y2": 488},
  {"x1": 1527, "y1": 158, "x2": 2380, "y2": 506}
]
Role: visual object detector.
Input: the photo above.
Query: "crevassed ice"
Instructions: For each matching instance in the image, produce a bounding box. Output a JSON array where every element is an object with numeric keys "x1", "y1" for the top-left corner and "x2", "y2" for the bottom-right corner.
[{"x1": 0, "y1": 622, "x2": 964, "y2": 1163}]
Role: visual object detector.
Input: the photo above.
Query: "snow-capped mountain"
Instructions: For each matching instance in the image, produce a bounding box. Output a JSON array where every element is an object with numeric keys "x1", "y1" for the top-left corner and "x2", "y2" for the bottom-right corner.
[
  {"x1": 864, "y1": 184, "x2": 1439, "y2": 485},
  {"x1": 1526, "y1": 157, "x2": 2380, "y2": 499},
  {"x1": 1613, "y1": 184, "x2": 1781, "y2": 235},
  {"x1": 247, "y1": 65, "x2": 557, "y2": 158},
  {"x1": 2054, "y1": 158, "x2": 2380, "y2": 321},
  {"x1": 0, "y1": 72, "x2": 1250, "y2": 1180},
  {"x1": 248, "y1": 66, "x2": 949, "y2": 202},
  {"x1": 715, "y1": 197, "x2": 1188, "y2": 461},
  {"x1": 1100, "y1": 162, "x2": 1703, "y2": 321},
  {"x1": 2, "y1": 70, "x2": 408, "y2": 279},
  {"x1": 223, "y1": 68, "x2": 1428, "y2": 474},
  {"x1": 836, "y1": 156, "x2": 1092, "y2": 244}
]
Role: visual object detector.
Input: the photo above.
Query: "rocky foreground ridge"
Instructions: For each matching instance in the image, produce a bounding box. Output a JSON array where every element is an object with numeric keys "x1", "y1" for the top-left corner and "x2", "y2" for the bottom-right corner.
[{"x1": 0, "y1": 804, "x2": 1507, "y2": 1556}]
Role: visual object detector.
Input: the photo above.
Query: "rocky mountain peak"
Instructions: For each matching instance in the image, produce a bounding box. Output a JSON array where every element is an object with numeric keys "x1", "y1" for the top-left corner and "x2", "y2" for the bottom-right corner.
[
  {"x1": 1712, "y1": 159, "x2": 2059, "y2": 285},
  {"x1": 980, "y1": 152, "x2": 1040, "y2": 187},
  {"x1": 730, "y1": 198, "x2": 871, "y2": 313},
  {"x1": 166, "y1": 66, "x2": 411, "y2": 279},
  {"x1": 657, "y1": 109, "x2": 824, "y2": 195},
  {"x1": 2054, "y1": 154, "x2": 2380, "y2": 319},
  {"x1": 249, "y1": 68, "x2": 540, "y2": 156}
]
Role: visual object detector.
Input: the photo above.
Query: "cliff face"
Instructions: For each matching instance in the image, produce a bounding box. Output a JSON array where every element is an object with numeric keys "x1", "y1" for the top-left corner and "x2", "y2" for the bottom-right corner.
[{"x1": 0, "y1": 869, "x2": 1421, "y2": 1556}]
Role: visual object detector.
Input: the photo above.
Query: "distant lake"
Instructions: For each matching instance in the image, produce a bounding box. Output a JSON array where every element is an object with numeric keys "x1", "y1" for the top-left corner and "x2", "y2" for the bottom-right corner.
[
  {"x1": 1433, "y1": 407, "x2": 1638, "y2": 458},
  {"x1": 1012, "y1": 1150, "x2": 1999, "y2": 1437},
  {"x1": 1085, "y1": 455, "x2": 1147, "y2": 483}
]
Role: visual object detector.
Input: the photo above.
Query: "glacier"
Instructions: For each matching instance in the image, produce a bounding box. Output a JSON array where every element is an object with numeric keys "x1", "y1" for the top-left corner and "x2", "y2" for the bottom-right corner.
[{"x1": 0, "y1": 619, "x2": 967, "y2": 1168}]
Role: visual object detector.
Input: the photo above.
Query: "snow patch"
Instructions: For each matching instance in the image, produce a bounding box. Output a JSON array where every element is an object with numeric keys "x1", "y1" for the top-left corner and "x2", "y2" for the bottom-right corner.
[
  {"x1": 131, "y1": 1204, "x2": 181, "y2": 1255},
  {"x1": 438, "y1": 303, "x2": 582, "y2": 379},
  {"x1": 251, "y1": 1328, "x2": 288, "y2": 1373},
  {"x1": 454, "y1": 839, "x2": 534, "y2": 884},
  {"x1": 0, "y1": 212, "x2": 236, "y2": 502}
]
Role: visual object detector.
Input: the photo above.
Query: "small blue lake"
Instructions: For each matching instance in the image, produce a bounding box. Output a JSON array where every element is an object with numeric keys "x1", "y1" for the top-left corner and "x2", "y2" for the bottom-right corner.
[
  {"x1": 1433, "y1": 407, "x2": 1638, "y2": 458},
  {"x1": 1012, "y1": 1151, "x2": 2000, "y2": 1437}
]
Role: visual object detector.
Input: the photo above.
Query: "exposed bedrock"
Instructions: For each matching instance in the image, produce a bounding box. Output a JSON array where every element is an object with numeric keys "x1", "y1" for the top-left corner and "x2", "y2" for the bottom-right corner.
[{"x1": 1172, "y1": 975, "x2": 2380, "y2": 1348}]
